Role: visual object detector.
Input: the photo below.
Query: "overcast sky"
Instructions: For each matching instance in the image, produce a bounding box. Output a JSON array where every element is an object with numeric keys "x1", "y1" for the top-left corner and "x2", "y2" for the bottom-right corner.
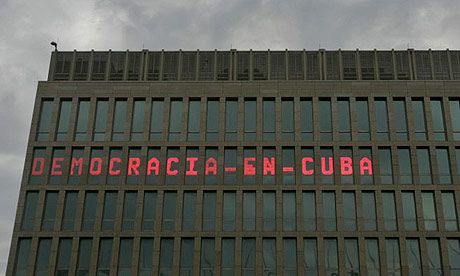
[{"x1": 1, "y1": 0, "x2": 460, "y2": 273}]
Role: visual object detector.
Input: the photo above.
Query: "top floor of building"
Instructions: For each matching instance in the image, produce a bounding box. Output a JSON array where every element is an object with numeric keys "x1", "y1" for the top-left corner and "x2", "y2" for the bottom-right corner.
[{"x1": 48, "y1": 49, "x2": 460, "y2": 82}]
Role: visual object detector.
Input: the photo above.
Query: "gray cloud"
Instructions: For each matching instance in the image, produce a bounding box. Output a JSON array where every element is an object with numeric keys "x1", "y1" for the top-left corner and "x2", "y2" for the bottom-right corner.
[{"x1": 1, "y1": 0, "x2": 460, "y2": 274}]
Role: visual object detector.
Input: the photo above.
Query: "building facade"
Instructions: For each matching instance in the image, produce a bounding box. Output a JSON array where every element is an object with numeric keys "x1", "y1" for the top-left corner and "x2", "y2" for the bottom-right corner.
[{"x1": 6, "y1": 49, "x2": 460, "y2": 275}]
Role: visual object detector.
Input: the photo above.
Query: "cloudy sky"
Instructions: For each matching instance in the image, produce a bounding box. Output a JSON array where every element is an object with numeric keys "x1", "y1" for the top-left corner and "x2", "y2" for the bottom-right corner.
[{"x1": 1, "y1": 0, "x2": 460, "y2": 273}]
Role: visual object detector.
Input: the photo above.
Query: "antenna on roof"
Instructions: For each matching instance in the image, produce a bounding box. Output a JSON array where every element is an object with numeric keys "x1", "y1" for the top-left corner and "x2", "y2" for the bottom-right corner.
[{"x1": 50, "y1": 41, "x2": 58, "y2": 51}]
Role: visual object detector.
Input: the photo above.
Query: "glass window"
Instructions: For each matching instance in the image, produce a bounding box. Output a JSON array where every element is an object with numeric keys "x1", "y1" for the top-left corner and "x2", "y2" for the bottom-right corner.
[
  {"x1": 127, "y1": 52, "x2": 141, "y2": 80},
  {"x1": 225, "y1": 99, "x2": 238, "y2": 141},
  {"x1": 402, "y1": 192, "x2": 417, "y2": 231},
  {"x1": 41, "y1": 191, "x2": 58, "y2": 230},
  {"x1": 302, "y1": 192, "x2": 316, "y2": 231},
  {"x1": 206, "y1": 99, "x2": 219, "y2": 141},
  {"x1": 203, "y1": 192, "x2": 216, "y2": 231},
  {"x1": 82, "y1": 191, "x2": 97, "y2": 230},
  {"x1": 263, "y1": 99, "x2": 275, "y2": 141},
  {"x1": 49, "y1": 148, "x2": 65, "y2": 185},
  {"x1": 361, "y1": 51, "x2": 376, "y2": 80},
  {"x1": 30, "y1": 148, "x2": 46, "y2": 185},
  {"x1": 97, "y1": 238, "x2": 113, "y2": 275},
  {"x1": 74, "y1": 52, "x2": 90, "y2": 80},
  {"x1": 243, "y1": 147, "x2": 256, "y2": 185},
  {"x1": 91, "y1": 53, "x2": 107, "y2": 80},
  {"x1": 187, "y1": 99, "x2": 201, "y2": 141},
  {"x1": 14, "y1": 238, "x2": 31, "y2": 275},
  {"x1": 426, "y1": 239, "x2": 442, "y2": 275},
  {"x1": 282, "y1": 99, "x2": 294, "y2": 140},
  {"x1": 304, "y1": 239, "x2": 318, "y2": 276},
  {"x1": 36, "y1": 99, "x2": 54, "y2": 141},
  {"x1": 55, "y1": 99, "x2": 72, "y2": 141},
  {"x1": 223, "y1": 192, "x2": 236, "y2": 231},
  {"x1": 147, "y1": 52, "x2": 160, "y2": 80},
  {"x1": 131, "y1": 99, "x2": 145, "y2": 141},
  {"x1": 75, "y1": 99, "x2": 90, "y2": 141},
  {"x1": 283, "y1": 192, "x2": 296, "y2": 231},
  {"x1": 417, "y1": 148, "x2": 432, "y2": 184},
  {"x1": 263, "y1": 148, "x2": 276, "y2": 185},
  {"x1": 422, "y1": 192, "x2": 438, "y2": 231},
  {"x1": 386, "y1": 239, "x2": 401, "y2": 276},
  {"x1": 162, "y1": 192, "x2": 177, "y2": 231},
  {"x1": 320, "y1": 148, "x2": 334, "y2": 185},
  {"x1": 362, "y1": 192, "x2": 377, "y2": 231},
  {"x1": 447, "y1": 239, "x2": 460, "y2": 274},
  {"x1": 56, "y1": 238, "x2": 72, "y2": 275},
  {"x1": 326, "y1": 51, "x2": 339, "y2": 80},
  {"x1": 263, "y1": 239, "x2": 276, "y2": 275},
  {"x1": 169, "y1": 99, "x2": 183, "y2": 141},
  {"x1": 356, "y1": 99, "x2": 370, "y2": 140},
  {"x1": 431, "y1": 99, "x2": 446, "y2": 140},
  {"x1": 185, "y1": 148, "x2": 199, "y2": 185},
  {"x1": 118, "y1": 238, "x2": 133, "y2": 275},
  {"x1": 382, "y1": 192, "x2": 397, "y2": 231},
  {"x1": 340, "y1": 148, "x2": 353, "y2": 184},
  {"x1": 301, "y1": 147, "x2": 314, "y2": 185},
  {"x1": 300, "y1": 98, "x2": 313, "y2": 141},
  {"x1": 453, "y1": 51, "x2": 460, "y2": 79},
  {"x1": 180, "y1": 238, "x2": 194, "y2": 275},
  {"x1": 109, "y1": 52, "x2": 125, "y2": 80},
  {"x1": 378, "y1": 148, "x2": 393, "y2": 184},
  {"x1": 263, "y1": 192, "x2": 276, "y2": 231},
  {"x1": 224, "y1": 147, "x2": 237, "y2": 184},
  {"x1": 412, "y1": 99, "x2": 427, "y2": 140},
  {"x1": 343, "y1": 51, "x2": 357, "y2": 80},
  {"x1": 165, "y1": 148, "x2": 180, "y2": 185},
  {"x1": 406, "y1": 239, "x2": 422, "y2": 276},
  {"x1": 150, "y1": 99, "x2": 164, "y2": 141},
  {"x1": 181, "y1": 52, "x2": 196, "y2": 80},
  {"x1": 360, "y1": 148, "x2": 373, "y2": 185},
  {"x1": 365, "y1": 239, "x2": 380, "y2": 276},
  {"x1": 76, "y1": 238, "x2": 93, "y2": 275},
  {"x1": 107, "y1": 148, "x2": 122, "y2": 185},
  {"x1": 324, "y1": 238, "x2": 339, "y2": 276},
  {"x1": 122, "y1": 192, "x2": 137, "y2": 230},
  {"x1": 146, "y1": 148, "x2": 160, "y2": 185},
  {"x1": 93, "y1": 99, "x2": 108, "y2": 141},
  {"x1": 87, "y1": 148, "x2": 103, "y2": 185},
  {"x1": 270, "y1": 51, "x2": 285, "y2": 80},
  {"x1": 415, "y1": 51, "x2": 432, "y2": 80},
  {"x1": 395, "y1": 52, "x2": 410, "y2": 79},
  {"x1": 338, "y1": 98, "x2": 351, "y2": 141},
  {"x1": 393, "y1": 98, "x2": 408, "y2": 140},
  {"x1": 282, "y1": 147, "x2": 295, "y2": 185},
  {"x1": 242, "y1": 239, "x2": 256, "y2": 276},
  {"x1": 201, "y1": 238, "x2": 215, "y2": 275},
  {"x1": 436, "y1": 148, "x2": 452, "y2": 184},
  {"x1": 139, "y1": 238, "x2": 154, "y2": 276},
  {"x1": 217, "y1": 52, "x2": 230, "y2": 80},
  {"x1": 199, "y1": 52, "x2": 214, "y2": 80},
  {"x1": 34, "y1": 238, "x2": 51, "y2": 276},
  {"x1": 449, "y1": 99, "x2": 460, "y2": 140},
  {"x1": 323, "y1": 192, "x2": 336, "y2": 231},
  {"x1": 244, "y1": 99, "x2": 256, "y2": 140},
  {"x1": 182, "y1": 192, "x2": 196, "y2": 231},
  {"x1": 61, "y1": 191, "x2": 77, "y2": 231},
  {"x1": 68, "y1": 148, "x2": 84, "y2": 184},
  {"x1": 397, "y1": 148, "x2": 412, "y2": 184},
  {"x1": 142, "y1": 191, "x2": 157, "y2": 231},
  {"x1": 243, "y1": 192, "x2": 256, "y2": 231},
  {"x1": 102, "y1": 192, "x2": 118, "y2": 230},
  {"x1": 456, "y1": 148, "x2": 460, "y2": 183},
  {"x1": 159, "y1": 238, "x2": 174, "y2": 275},
  {"x1": 319, "y1": 98, "x2": 332, "y2": 140},
  {"x1": 237, "y1": 52, "x2": 249, "y2": 80},
  {"x1": 344, "y1": 239, "x2": 360, "y2": 275},
  {"x1": 288, "y1": 51, "x2": 303, "y2": 80},
  {"x1": 306, "y1": 52, "x2": 320, "y2": 80},
  {"x1": 205, "y1": 148, "x2": 218, "y2": 185},
  {"x1": 222, "y1": 238, "x2": 235, "y2": 276},
  {"x1": 343, "y1": 192, "x2": 357, "y2": 231},
  {"x1": 432, "y1": 51, "x2": 450, "y2": 79},
  {"x1": 125, "y1": 148, "x2": 141, "y2": 185},
  {"x1": 375, "y1": 98, "x2": 389, "y2": 140},
  {"x1": 22, "y1": 191, "x2": 38, "y2": 230},
  {"x1": 283, "y1": 239, "x2": 297, "y2": 276},
  {"x1": 442, "y1": 192, "x2": 458, "y2": 231},
  {"x1": 163, "y1": 52, "x2": 178, "y2": 80}
]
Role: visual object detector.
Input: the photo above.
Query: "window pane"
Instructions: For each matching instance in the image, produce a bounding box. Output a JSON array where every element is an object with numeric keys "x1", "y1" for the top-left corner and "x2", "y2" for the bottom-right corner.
[
  {"x1": 270, "y1": 51, "x2": 285, "y2": 80},
  {"x1": 54, "y1": 52, "x2": 72, "y2": 80},
  {"x1": 385, "y1": 239, "x2": 401, "y2": 276},
  {"x1": 142, "y1": 192, "x2": 157, "y2": 231},
  {"x1": 127, "y1": 148, "x2": 141, "y2": 185},
  {"x1": 282, "y1": 147, "x2": 295, "y2": 185},
  {"x1": 237, "y1": 52, "x2": 249, "y2": 80},
  {"x1": 402, "y1": 192, "x2": 417, "y2": 231},
  {"x1": 181, "y1": 52, "x2": 196, "y2": 80},
  {"x1": 360, "y1": 148, "x2": 373, "y2": 184},
  {"x1": 36, "y1": 99, "x2": 54, "y2": 141},
  {"x1": 165, "y1": 148, "x2": 180, "y2": 184},
  {"x1": 56, "y1": 238, "x2": 72, "y2": 275},
  {"x1": 185, "y1": 148, "x2": 199, "y2": 185},
  {"x1": 102, "y1": 192, "x2": 118, "y2": 230},
  {"x1": 205, "y1": 148, "x2": 218, "y2": 185},
  {"x1": 417, "y1": 148, "x2": 432, "y2": 184},
  {"x1": 180, "y1": 238, "x2": 194, "y2": 275},
  {"x1": 304, "y1": 239, "x2": 318, "y2": 276},
  {"x1": 122, "y1": 192, "x2": 137, "y2": 230},
  {"x1": 343, "y1": 51, "x2": 357, "y2": 80},
  {"x1": 242, "y1": 239, "x2": 256, "y2": 276},
  {"x1": 338, "y1": 98, "x2": 351, "y2": 141},
  {"x1": 139, "y1": 238, "x2": 154, "y2": 276},
  {"x1": 68, "y1": 148, "x2": 84, "y2": 184},
  {"x1": 282, "y1": 99, "x2": 294, "y2": 140},
  {"x1": 199, "y1": 52, "x2": 214, "y2": 80},
  {"x1": 169, "y1": 99, "x2": 183, "y2": 141},
  {"x1": 61, "y1": 191, "x2": 77, "y2": 231},
  {"x1": 422, "y1": 192, "x2": 437, "y2": 231},
  {"x1": 398, "y1": 148, "x2": 412, "y2": 184},
  {"x1": 163, "y1": 52, "x2": 178, "y2": 80},
  {"x1": 201, "y1": 238, "x2": 215, "y2": 275},
  {"x1": 93, "y1": 99, "x2": 108, "y2": 141},
  {"x1": 283, "y1": 239, "x2": 297, "y2": 276},
  {"x1": 224, "y1": 148, "x2": 237, "y2": 184},
  {"x1": 109, "y1": 52, "x2": 125, "y2": 80},
  {"x1": 76, "y1": 238, "x2": 93, "y2": 275},
  {"x1": 263, "y1": 239, "x2": 276, "y2": 275},
  {"x1": 97, "y1": 238, "x2": 113, "y2": 275},
  {"x1": 365, "y1": 239, "x2": 380, "y2": 276},
  {"x1": 300, "y1": 99, "x2": 313, "y2": 141},
  {"x1": 393, "y1": 99, "x2": 408, "y2": 140},
  {"x1": 243, "y1": 147, "x2": 256, "y2": 185},
  {"x1": 326, "y1": 51, "x2": 339, "y2": 80},
  {"x1": 362, "y1": 192, "x2": 377, "y2": 231},
  {"x1": 449, "y1": 99, "x2": 460, "y2": 140},
  {"x1": 321, "y1": 148, "x2": 334, "y2": 184},
  {"x1": 319, "y1": 99, "x2": 332, "y2": 140},
  {"x1": 56, "y1": 99, "x2": 72, "y2": 141},
  {"x1": 203, "y1": 192, "x2": 216, "y2": 231},
  {"x1": 131, "y1": 99, "x2": 145, "y2": 141},
  {"x1": 188, "y1": 99, "x2": 201, "y2": 141},
  {"x1": 243, "y1": 192, "x2": 256, "y2": 231},
  {"x1": 75, "y1": 99, "x2": 90, "y2": 141},
  {"x1": 303, "y1": 192, "x2": 316, "y2": 231},
  {"x1": 146, "y1": 148, "x2": 160, "y2": 185},
  {"x1": 447, "y1": 239, "x2": 460, "y2": 274},
  {"x1": 107, "y1": 148, "x2": 122, "y2": 185},
  {"x1": 324, "y1": 239, "x2": 338, "y2": 276},
  {"x1": 426, "y1": 239, "x2": 442, "y2": 275},
  {"x1": 223, "y1": 192, "x2": 236, "y2": 231},
  {"x1": 82, "y1": 192, "x2": 97, "y2": 230},
  {"x1": 22, "y1": 191, "x2": 38, "y2": 230},
  {"x1": 406, "y1": 239, "x2": 422, "y2": 276},
  {"x1": 263, "y1": 192, "x2": 276, "y2": 231},
  {"x1": 361, "y1": 51, "x2": 376, "y2": 80},
  {"x1": 206, "y1": 99, "x2": 219, "y2": 141},
  {"x1": 112, "y1": 99, "x2": 127, "y2": 141},
  {"x1": 301, "y1": 148, "x2": 314, "y2": 184},
  {"x1": 263, "y1": 99, "x2": 275, "y2": 141},
  {"x1": 431, "y1": 99, "x2": 446, "y2": 140},
  {"x1": 41, "y1": 192, "x2": 58, "y2": 230},
  {"x1": 263, "y1": 148, "x2": 276, "y2": 185},
  {"x1": 415, "y1": 51, "x2": 432, "y2": 80},
  {"x1": 225, "y1": 99, "x2": 238, "y2": 141},
  {"x1": 344, "y1": 239, "x2": 359, "y2": 274},
  {"x1": 436, "y1": 148, "x2": 452, "y2": 184},
  {"x1": 182, "y1": 192, "x2": 196, "y2": 231},
  {"x1": 150, "y1": 99, "x2": 164, "y2": 141},
  {"x1": 442, "y1": 192, "x2": 458, "y2": 231},
  {"x1": 288, "y1": 51, "x2": 303, "y2": 80},
  {"x1": 343, "y1": 192, "x2": 356, "y2": 231},
  {"x1": 375, "y1": 99, "x2": 389, "y2": 140},
  {"x1": 222, "y1": 238, "x2": 235, "y2": 276},
  {"x1": 244, "y1": 99, "x2": 256, "y2": 140},
  {"x1": 323, "y1": 192, "x2": 336, "y2": 231},
  {"x1": 118, "y1": 238, "x2": 133, "y2": 275},
  {"x1": 162, "y1": 192, "x2": 177, "y2": 231},
  {"x1": 356, "y1": 99, "x2": 370, "y2": 140},
  {"x1": 340, "y1": 148, "x2": 353, "y2": 184},
  {"x1": 159, "y1": 238, "x2": 174, "y2": 275},
  {"x1": 91, "y1": 53, "x2": 107, "y2": 80},
  {"x1": 34, "y1": 238, "x2": 52, "y2": 276},
  {"x1": 283, "y1": 192, "x2": 296, "y2": 231},
  {"x1": 412, "y1": 99, "x2": 427, "y2": 140},
  {"x1": 49, "y1": 148, "x2": 65, "y2": 185},
  {"x1": 306, "y1": 52, "x2": 320, "y2": 80},
  {"x1": 382, "y1": 192, "x2": 397, "y2": 231},
  {"x1": 87, "y1": 148, "x2": 103, "y2": 185},
  {"x1": 378, "y1": 148, "x2": 393, "y2": 184}
]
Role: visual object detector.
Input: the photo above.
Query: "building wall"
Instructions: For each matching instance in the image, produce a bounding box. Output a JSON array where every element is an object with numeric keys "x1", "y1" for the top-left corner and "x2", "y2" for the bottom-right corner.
[{"x1": 7, "y1": 77, "x2": 460, "y2": 275}]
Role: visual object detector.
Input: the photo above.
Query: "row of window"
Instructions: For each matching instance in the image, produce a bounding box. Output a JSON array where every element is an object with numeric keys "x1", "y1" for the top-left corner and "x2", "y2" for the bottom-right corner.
[
  {"x1": 21, "y1": 190, "x2": 458, "y2": 233},
  {"x1": 15, "y1": 236, "x2": 460, "y2": 276},
  {"x1": 36, "y1": 97, "x2": 460, "y2": 142},
  {"x1": 30, "y1": 146, "x2": 460, "y2": 185},
  {"x1": 52, "y1": 50, "x2": 460, "y2": 81}
]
